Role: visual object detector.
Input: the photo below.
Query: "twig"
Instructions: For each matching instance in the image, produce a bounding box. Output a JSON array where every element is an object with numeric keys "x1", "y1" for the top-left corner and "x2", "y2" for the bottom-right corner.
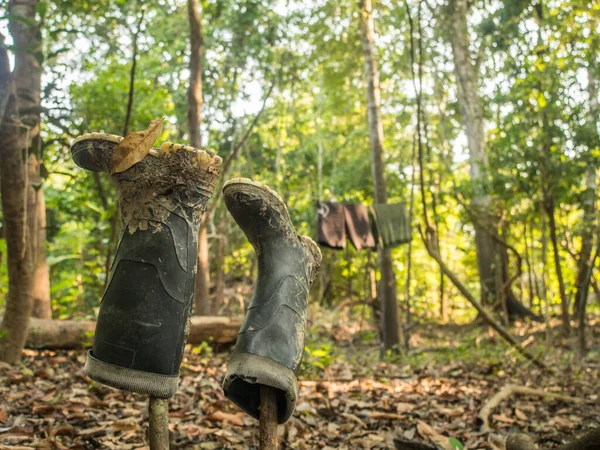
[
  {"x1": 507, "y1": 428, "x2": 600, "y2": 450},
  {"x1": 259, "y1": 385, "x2": 278, "y2": 450},
  {"x1": 408, "y1": 345, "x2": 457, "y2": 356},
  {"x1": 478, "y1": 384, "x2": 584, "y2": 433},
  {"x1": 454, "y1": 191, "x2": 524, "y2": 302},
  {"x1": 203, "y1": 82, "x2": 275, "y2": 224},
  {"x1": 419, "y1": 226, "x2": 545, "y2": 369},
  {"x1": 123, "y1": 7, "x2": 146, "y2": 136},
  {"x1": 148, "y1": 397, "x2": 169, "y2": 450}
]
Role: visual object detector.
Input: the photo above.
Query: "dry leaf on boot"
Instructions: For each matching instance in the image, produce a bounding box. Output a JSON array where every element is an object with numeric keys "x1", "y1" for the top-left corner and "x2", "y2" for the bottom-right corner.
[{"x1": 110, "y1": 119, "x2": 163, "y2": 174}]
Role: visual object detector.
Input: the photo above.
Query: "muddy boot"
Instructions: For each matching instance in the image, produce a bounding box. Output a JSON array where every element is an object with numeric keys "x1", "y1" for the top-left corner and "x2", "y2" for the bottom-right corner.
[
  {"x1": 70, "y1": 133, "x2": 221, "y2": 398},
  {"x1": 222, "y1": 178, "x2": 322, "y2": 423}
]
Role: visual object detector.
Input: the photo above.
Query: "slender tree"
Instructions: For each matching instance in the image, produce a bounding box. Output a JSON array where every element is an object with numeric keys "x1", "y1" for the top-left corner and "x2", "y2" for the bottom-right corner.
[
  {"x1": 30, "y1": 157, "x2": 51, "y2": 319},
  {"x1": 187, "y1": 0, "x2": 212, "y2": 316},
  {"x1": 443, "y1": 0, "x2": 536, "y2": 320},
  {"x1": 23, "y1": 0, "x2": 50, "y2": 320},
  {"x1": 0, "y1": 0, "x2": 42, "y2": 363},
  {"x1": 574, "y1": 56, "x2": 598, "y2": 313},
  {"x1": 358, "y1": 0, "x2": 401, "y2": 352},
  {"x1": 446, "y1": 0, "x2": 496, "y2": 306},
  {"x1": 575, "y1": 48, "x2": 599, "y2": 353},
  {"x1": 534, "y1": 2, "x2": 570, "y2": 334}
]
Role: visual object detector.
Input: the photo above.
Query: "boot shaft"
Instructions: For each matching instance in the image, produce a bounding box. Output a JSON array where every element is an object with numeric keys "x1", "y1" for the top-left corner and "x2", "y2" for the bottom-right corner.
[{"x1": 72, "y1": 133, "x2": 221, "y2": 398}]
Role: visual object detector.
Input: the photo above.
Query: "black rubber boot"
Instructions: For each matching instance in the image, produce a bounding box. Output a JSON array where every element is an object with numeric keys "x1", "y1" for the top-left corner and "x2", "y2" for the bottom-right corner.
[
  {"x1": 221, "y1": 178, "x2": 322, "y2": 423},
  {"x1": 70, "y1": 132, "x2": 221, "y2": 398}
]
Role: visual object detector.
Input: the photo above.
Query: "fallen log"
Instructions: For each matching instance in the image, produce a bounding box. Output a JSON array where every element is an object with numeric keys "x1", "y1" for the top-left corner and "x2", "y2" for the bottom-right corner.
[{"x1": 26, "y1": 316, "x2": 243, "y2": 349}]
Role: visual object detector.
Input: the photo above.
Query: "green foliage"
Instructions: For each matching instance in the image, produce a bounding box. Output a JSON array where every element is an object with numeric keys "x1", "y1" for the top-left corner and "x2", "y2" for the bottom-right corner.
[
  {"x1": 191, "y1": 341, "x2": 214, "y2": 359},
  {"x1": 0, "y1": 0, "x2": 597, "y2": 332},
  {"x1": 303, "y1": 342, "x2": 339, "y2": 374},
  {"x1": 449, "y1": 437, "x2": 464, "y2": 450}
]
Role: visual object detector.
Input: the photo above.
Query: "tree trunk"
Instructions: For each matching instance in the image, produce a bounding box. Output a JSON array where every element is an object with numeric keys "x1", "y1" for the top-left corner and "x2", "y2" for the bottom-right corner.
[
  {"x1": 215, "y1": 235, "x2": 225, "y2": 314},
  {"x1": 447, "y1": 0, "x2": 537, "y2": 321},
  {"x1": 544, "y1": 197, "x2": 570, "y2": 334},
  {"x1": 187, "y1": 0, "x2": 212, "y2": 316},
  {"x1": 447, "y1": 0, "x2": 499, "y2": 307},
  {"x1": 194, "y1": 225, "x2": 212, "y2": 314},
  {"x1": 541, "y1": 207, "x2": 552, "y2": 344},
  {"x1": 30, "y1": 156, "x2": 51, "y2": 319},
  {"x1": 573, "y1": 62, "x2": 598, "y2": 318},
  {"x1": 575, "y1": 57, "x2": 599, "y2": 354},
  {"x1": 523, "y1": 221, "x2": 535, "y2": 309},
  {"x1": 0, "y1": 0, "x2": 41, "y2": 364},
  {"x1": 0, "y1": 91, "x2": 35, "y2": 363},
  {"x1": 359, "y1": 0, "x2": 401, "y2": 352},
  {"x1": 187, "y1": 0, "x2": 203, "y2": 151}
]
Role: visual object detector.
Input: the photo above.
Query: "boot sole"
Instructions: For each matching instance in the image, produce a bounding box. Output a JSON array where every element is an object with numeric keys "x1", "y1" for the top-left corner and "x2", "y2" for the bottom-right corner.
[
  {"x1": 223, "y1": 177, "x2": 290, "y2": 218},
  {"x1": 222, "y1": 351, "x2": 298, "y2": 424},
  {"x1": 222, "y1": 178, "x2": 322, "y2": 272},
  {"x1": 85, "y1": 350, "x2": 179, "y2": 398},
  {"x1": 71, "y1": 132, "x2": 222, "y2": 172}
]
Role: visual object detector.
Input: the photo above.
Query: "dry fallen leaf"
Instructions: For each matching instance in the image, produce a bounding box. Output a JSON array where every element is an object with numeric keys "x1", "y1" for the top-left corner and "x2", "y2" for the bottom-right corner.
[
  {"x1": 205, "y1": 411, "x2": 245, "y2": 427},
  {"x1": 110, "y1": 119, "x2": 163, "y2": 175},
  {"x1": 416, "y1": 420, "x2": 452, "y2": 450},
  {"x1": 514, "y1": 409, "x2": 528, "y2": 421},
  {"x1": 550, "y1": 416, "x2": 573, "y2": 428},
  {"x1": 367, "y1": 411, "x2": 404, "y2": 420},
  {"x1": 437, "y1": 406, "x2": 465, "y2": 417},
  {"x1": 341, "y1": 412, "x2": 367, "y2": 428},
  {"x1": 112, "y1": 418, "x2": 138, "y2": 432},
  {"x1": 492, "y1": 413, "x2": 515, "y2": 424},
  {"x1": 396, "y1": 402, "x2": 416, "y2": 414}
]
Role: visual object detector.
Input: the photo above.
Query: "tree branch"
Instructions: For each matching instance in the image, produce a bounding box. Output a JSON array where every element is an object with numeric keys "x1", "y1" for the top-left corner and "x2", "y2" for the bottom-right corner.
[
  {"x1": 123, "y1": 7, "x2": 146, "y2": 136},
  {"x1": 202, "y1": 82, "x2": 275, "y2": 224}
]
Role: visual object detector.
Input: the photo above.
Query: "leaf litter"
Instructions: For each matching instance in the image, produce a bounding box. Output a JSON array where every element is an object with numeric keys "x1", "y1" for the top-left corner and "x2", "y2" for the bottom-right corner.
[{"x1": 0, "y1": 314, "x2": 598, "y2": 449}]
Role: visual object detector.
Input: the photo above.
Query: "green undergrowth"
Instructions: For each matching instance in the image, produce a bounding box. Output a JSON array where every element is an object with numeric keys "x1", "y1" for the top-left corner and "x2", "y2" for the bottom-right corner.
[{"x1": 300, "y1": 307, "x2": 599, "y2": 381}]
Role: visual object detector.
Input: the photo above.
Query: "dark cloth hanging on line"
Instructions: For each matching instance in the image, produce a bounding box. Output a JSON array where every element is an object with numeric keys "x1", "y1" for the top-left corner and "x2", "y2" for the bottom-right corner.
[
  {"x1": 344, "y1": 204, "x2": 376, "y2": 251},
  {"x1": 371, "y1": 203, "x2": 411, "y2": 248},
  {"x1": 317, "y1": 201, "x2": 346, "y2": 249}
]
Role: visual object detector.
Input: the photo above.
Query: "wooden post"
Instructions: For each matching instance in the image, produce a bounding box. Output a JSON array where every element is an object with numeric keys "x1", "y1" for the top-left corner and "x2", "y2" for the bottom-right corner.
[
  {"x1": 259, "y1": 385, "x2": 278, "y2": 450},
  {"x1": 148, "y1": 397, "x2": 169, "y2": 450}
]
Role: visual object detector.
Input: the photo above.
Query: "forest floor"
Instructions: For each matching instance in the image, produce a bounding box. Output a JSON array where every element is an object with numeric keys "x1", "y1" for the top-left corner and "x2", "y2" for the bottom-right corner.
[{"x1": 0, "y1": 309, "x2": 598, "y2": 450}]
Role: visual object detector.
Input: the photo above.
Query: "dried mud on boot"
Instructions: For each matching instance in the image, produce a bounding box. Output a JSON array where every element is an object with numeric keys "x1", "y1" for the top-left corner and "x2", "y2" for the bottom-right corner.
[
  {"x1": 221, "y1": 178, "x2": 322, "y2": 423},
  {"x1": 114, "y1": 146, "x2": 221, "y2": 234},
  {"x1": 71, "y1": 133, "x2": 221, "y2": 398}
]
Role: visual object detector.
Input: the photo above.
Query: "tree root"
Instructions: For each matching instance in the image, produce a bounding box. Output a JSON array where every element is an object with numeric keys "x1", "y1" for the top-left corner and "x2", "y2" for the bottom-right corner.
[
  {"x1": 506, "y1": 428, "x2": 600, "y2": 450},
  {"x1": 478, "y1": 384, "x2": 585, "y2": 433}
]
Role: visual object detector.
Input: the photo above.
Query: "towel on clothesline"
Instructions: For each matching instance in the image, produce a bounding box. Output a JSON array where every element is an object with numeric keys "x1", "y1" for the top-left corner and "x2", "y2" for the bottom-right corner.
[
  {"x1": 317, "y1": 202, "x2": 377, "y2": 251},
  {"x1": 371, "y1": 203, "x2": 411, "y2": 248},
  {"x1": 344, "y1": 204, "x2": 376, "y2": 251},
  {"x1": 317, "y1": 201, "x2": 346, "y2": 249}
]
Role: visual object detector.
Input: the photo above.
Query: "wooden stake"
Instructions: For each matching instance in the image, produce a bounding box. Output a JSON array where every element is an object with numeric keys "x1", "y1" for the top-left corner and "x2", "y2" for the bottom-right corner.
[
  {"x1": 259, "y1": 385, "x2": 278, "y2": 450},
  {"x1": 148, "y1": 396, "x2": 169, "y2": 450}
]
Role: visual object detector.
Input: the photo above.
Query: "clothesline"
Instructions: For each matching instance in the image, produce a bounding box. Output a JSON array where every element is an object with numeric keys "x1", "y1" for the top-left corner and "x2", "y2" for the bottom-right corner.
[{"x1": 316, "y1": 201, "x2": 411, "y2": 251}]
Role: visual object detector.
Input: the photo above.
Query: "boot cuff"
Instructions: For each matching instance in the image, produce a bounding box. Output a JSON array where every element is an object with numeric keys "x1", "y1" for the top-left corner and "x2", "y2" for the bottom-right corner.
[
  {"x1": 84, "y1": 350, "x2": 179, "y2": 398},
  {"x1": 223, "y1": 352, "x2": 299, "y2": 424}
]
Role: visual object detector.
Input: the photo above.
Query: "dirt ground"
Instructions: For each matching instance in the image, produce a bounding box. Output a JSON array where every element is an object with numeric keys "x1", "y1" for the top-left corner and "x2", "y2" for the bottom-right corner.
[{"x1": 0, "y1": 313, "x2": 598, "y2": 449}]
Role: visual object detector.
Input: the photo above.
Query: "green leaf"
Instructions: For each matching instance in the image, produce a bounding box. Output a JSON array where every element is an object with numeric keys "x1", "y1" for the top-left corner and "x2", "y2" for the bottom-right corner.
[
  {"x1": 536, "y1": 91, "x2": 547, "y2": 109},
  {"x1": 47, "y1": 254, "x2": 80, "y2": 266},
  {"x1": 36, "y1": 1, "x2": 48, "y2": 19},
  {"x1": 0, "y1": 14, "x2": 36, "y2": 26},
  {"x1": 449, "y1": 437, "x2": 464, "y2": 450}
]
